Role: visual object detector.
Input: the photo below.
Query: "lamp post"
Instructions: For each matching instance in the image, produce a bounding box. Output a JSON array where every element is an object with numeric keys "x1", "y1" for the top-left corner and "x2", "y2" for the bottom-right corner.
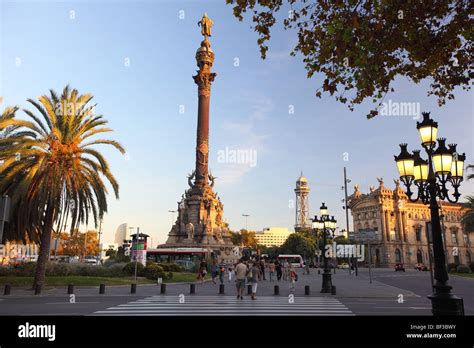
[
  {"x1": 128, "y1": 226, "x2": 140, "y2": 283},
  {"x1": 312, "y1": 203, "x2": 337, "y2": 293},
  {"x1": 331, "y1": 228, "x2": 337, "y2": 274},
  {"x1": 394, "y1": 112, "x2": 465, "y2": 316}
]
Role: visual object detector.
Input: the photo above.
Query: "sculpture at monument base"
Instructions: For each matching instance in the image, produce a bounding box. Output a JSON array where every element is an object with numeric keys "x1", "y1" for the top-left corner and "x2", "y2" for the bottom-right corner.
[{"x1": 165, "y1": 182, "x2": 233, "y2": 248}]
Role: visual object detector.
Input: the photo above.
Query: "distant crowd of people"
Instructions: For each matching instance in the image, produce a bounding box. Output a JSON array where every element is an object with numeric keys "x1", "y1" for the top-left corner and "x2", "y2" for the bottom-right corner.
[{"x1": 196, "y1": 258, "x2": 300, "y2": 300}]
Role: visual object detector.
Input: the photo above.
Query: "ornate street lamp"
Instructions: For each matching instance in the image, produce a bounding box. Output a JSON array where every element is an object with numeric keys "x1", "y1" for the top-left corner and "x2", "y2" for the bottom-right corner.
[
  {"x1": 394, "y1": 112, "x2": 465, "y2": 315},
  {"x1": 312, "y1": 203, "x2": 337, "y2": 293}
]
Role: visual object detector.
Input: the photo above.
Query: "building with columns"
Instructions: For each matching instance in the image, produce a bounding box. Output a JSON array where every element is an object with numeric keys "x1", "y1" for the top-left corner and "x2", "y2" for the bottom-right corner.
[{"x1": 348, "y1": 178, "x2": 473, "y2": 268}]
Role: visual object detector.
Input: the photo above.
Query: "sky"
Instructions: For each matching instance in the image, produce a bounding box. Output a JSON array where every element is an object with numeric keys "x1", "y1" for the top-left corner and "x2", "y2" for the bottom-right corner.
[{"x1": 1, "y1": 0, "x2": 473, "y2": 246}]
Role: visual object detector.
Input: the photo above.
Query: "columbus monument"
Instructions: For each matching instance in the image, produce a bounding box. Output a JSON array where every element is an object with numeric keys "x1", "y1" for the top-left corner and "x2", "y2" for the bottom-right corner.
[{"x1": 164, "y1": 14, "x2": 235, "y2": 257}]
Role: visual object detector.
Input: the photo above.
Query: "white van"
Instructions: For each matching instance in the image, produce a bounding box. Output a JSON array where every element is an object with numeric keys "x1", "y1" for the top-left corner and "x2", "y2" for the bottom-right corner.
[{"x1": 277, "y1": 254, "x2": 304, "y2": 268}]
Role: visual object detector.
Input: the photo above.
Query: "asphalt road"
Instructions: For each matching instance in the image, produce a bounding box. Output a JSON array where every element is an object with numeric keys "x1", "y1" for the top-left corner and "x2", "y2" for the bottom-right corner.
[
  {"x1": 0, "y1": 268, "x2": 472, "y2": 316},
  {"x1": 359, "y1": 268, "x2": 474, "y2": 315}
]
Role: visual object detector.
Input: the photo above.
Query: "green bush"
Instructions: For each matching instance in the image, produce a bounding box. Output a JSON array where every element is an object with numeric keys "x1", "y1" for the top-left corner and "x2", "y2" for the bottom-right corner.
[
  {"x1": 0, "y1": 260, "x2": 182, "y2": 278},
  {"x1": 105, "y1": 264, "x2": 127, "y2": 277},
  {"x1": 143, "y1": 264, "x2": 165, "y2": 280},
  {"x1": 469, "y1": 262, "x2": 474, "y2": 273},
  {"x1": 13, "y1": 262, "x2": 37, "y2": 276},
  {"x1": 156, "y1": 263, "x2": 183, "y2": 272},
  {"x1": 456, "y1": 265, "x2": 471, "y2": 273},
  {"x1": 166, "y1": 271, "x2": 173, "y2": 280},
  {"x1": 47, "y1": 263, "x2": 70, "y2": 276},
  {"x1": 0, "y1": 266, "x2": 12, "y2": 276},
  {"x1": 122, "y1": 262, "x2": 145, "y2": 276},
  {"x1": 103, "y1": 259, "x2": 119, "y2": 267}
]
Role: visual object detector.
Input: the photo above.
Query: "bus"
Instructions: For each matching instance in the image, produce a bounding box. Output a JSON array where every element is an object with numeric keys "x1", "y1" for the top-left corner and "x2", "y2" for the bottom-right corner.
[
  {"x1": 277, "y1": 254, "x2": 304, "y2": 268},
  {"x1": 146, "y1": 248, "x2": 209, "y2": 269}
]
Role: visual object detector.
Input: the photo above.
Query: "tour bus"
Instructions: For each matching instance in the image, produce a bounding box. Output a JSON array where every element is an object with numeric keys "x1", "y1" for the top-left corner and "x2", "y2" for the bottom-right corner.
[
  {"x1": 146, "y1": 248, "x2": 210, "y2": 269},
  {"x1": 277, "y1": 254, "x2": 304, "y2": 268}
]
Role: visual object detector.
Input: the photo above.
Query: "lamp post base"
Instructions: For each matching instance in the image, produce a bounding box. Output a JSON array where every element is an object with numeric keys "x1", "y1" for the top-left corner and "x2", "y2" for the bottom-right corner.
[
  {"x1": 428, "y1": 284, "x2": 464, "y2": 316},
  {"x1": 320, "y1": 272, "x2": 333, "y2": 293}
]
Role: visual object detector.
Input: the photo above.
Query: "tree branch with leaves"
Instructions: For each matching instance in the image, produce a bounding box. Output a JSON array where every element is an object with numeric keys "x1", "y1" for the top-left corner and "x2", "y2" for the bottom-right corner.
[{"x1": 226, "y1": 0, "x2": 473, "y2": 118}]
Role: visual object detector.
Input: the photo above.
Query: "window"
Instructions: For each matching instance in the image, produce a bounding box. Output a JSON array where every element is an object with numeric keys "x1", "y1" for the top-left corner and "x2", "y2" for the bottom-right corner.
[
  {"x1": 415, "y1": 227, "x2": 422, "y2": 242},
  {"x1": 463, "y1": 232, "x2": 469, "y2": 245},
  {"x1": 395, "y1": 249, "x2": 401, "y2": 263},
  {"x1": 451, "y1": 231, "x2": 458, "y2": 244},
  {"x1": 389, "y1": 230, "x2": 396, "y2": 241},
  {"x1": 416, "y1": 249, "x2": 423, "y2": 263}
]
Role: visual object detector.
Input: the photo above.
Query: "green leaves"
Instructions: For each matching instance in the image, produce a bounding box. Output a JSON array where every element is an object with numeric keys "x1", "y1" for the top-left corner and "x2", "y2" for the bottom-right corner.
[
  {"x1": 226, "y1": 0, "x2": 473, "y2": 119},
  {"x1": 0, "y1": 86, "x2": 125, "y2": 239}
]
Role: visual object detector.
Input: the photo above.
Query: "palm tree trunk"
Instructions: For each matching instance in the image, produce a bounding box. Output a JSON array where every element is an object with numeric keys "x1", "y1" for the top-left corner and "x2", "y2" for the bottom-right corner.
[{"x1": 33, "y1": 202, "x2": 55, "y2": 289}]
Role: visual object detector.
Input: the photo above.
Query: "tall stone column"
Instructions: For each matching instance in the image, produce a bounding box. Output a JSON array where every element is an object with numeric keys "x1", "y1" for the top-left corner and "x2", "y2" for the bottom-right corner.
[
  {"x1": 384, "y1": 210, "x2": 390, "y2": 241},
  {"x1": 193, "y1": 37, "x2": 216, "y2": 189},
  {"x1": 379, "y1": 206, "x2": 386, "y2": 242}
]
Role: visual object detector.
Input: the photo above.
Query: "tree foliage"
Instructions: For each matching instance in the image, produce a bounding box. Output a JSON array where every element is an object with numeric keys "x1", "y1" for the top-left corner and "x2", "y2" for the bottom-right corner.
[
  {"x1": 230, "y1": 229, "x2": 258, "y2": 247},
  {"x1": 0, "y1": 86, "x2": 125, "y2": 287},
  {"x1": 279, "y1": 233, "x2": 316, "y2": 257},
  {"x1": 226, "y1": 0, "x2": 473, "y2": 118},
  {"x1": 60, "y1": 230, "x2": 100, "y2": 257}
]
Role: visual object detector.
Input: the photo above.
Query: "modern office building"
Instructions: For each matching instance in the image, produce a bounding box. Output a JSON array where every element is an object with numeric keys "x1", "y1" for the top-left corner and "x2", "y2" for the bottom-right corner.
[{"x1": 255, "y1": 227, "x2": 293, "y2": 247}]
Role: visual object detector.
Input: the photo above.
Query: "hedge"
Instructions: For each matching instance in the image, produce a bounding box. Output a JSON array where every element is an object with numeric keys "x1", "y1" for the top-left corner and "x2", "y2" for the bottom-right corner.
[{"x1": 0, "y1": 261, "x2": 182, "y2": 278}]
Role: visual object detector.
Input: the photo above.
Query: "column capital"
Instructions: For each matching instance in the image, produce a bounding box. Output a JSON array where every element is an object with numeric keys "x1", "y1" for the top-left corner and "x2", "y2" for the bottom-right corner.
[{"x1": 193, "y1": 71, "x2": 216, "y2": 97}]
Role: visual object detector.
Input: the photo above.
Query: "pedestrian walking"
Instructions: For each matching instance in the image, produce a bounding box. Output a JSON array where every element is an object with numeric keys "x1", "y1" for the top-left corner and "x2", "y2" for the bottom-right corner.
[
  {"x1": 259, "y1": 258, "x2": 266, "y2": 281},
  {"x1": 268, "y1": 260, "x2": 275, "y2": 281},
  {"x1": 282, "y1": 261, "x2": 289, "y2": 281},
  {"x1": 228, "y1": 266, "x2": 234, "y2": 282},
  {"x1": 304, "y1": 261, "x2": 310, "y2": 275},
  {"x1": 249, "y1": 261, "x2": 261, "y2": 300},
  {"x1": 234, "y1": 259, "x2": 248, "y2": 300},
  {"x1": 196, "y1": 260, "x2": 207, "y2": 282},
  {"x1": 289, "y1": 265, "x2": 297, "y2": 291},
  {"x1": 211, "y1": 260, "x2": 218, "y2": 284},
  {"x1": 218, "y1": 261, "x2": 226, "y2": 284},
  {"x1": 275, "y1": 261, "x2": 282, "y2": 281}
]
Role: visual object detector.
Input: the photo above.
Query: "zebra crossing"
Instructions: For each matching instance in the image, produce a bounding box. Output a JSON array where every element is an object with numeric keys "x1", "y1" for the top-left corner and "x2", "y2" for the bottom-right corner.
[{"x1": 94, "y1": 295, "x2": 354, "y2": 316}]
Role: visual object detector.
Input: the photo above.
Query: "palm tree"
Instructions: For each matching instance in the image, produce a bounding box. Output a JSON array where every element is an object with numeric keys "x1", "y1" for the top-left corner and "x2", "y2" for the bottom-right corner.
[
  {"x1": 0, "y1": 106, "x2": 38, "y2": 242},
  {"x1": 0, "y1": 86, "x2": 125, "y2": 288},
  {"x1": 461, "y1": 165, "x2": 474, "y2": 233}
]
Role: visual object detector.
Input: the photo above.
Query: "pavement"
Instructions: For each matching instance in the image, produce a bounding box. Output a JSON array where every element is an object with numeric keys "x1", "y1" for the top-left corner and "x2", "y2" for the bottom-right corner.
[{"x1": 0, "y1": 267, "x2": 472, "y2": 315}]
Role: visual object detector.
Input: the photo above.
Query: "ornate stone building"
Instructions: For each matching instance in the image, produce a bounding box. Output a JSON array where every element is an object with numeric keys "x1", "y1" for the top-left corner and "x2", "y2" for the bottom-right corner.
[{"x1": 348, "y1": 178, "x2": 473, "y2": 268}]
